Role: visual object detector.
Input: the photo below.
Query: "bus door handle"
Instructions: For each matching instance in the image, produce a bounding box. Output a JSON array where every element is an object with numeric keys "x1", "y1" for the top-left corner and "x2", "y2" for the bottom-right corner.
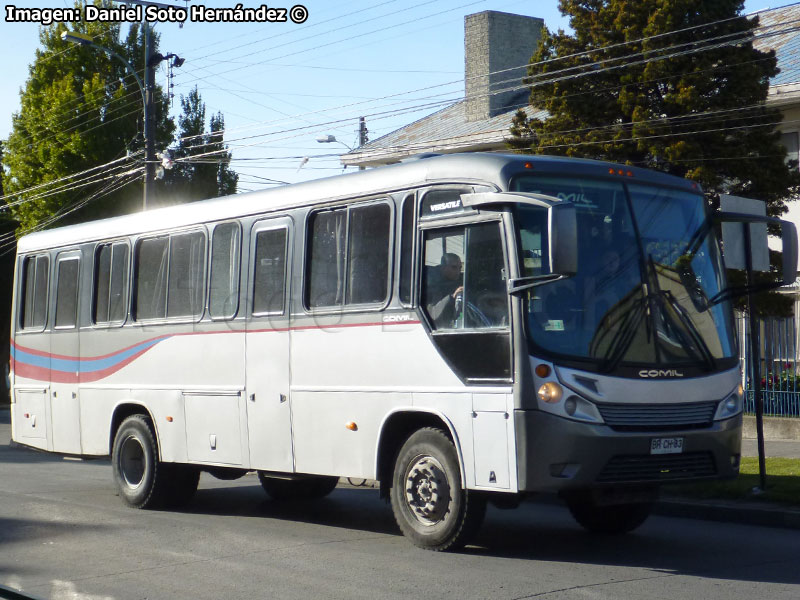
[{"x1": 279, "y1": 394, "x2": 287, "y2": 403}]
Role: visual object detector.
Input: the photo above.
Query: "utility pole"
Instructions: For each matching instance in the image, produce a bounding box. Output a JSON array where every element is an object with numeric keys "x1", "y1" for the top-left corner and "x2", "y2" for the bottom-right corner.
[
  {"x1": 358, "y1": 117, "x2": 368, "y2": 171},
  {"x1": 143, "y1": 22, "x2": 156, "y2": 210}
]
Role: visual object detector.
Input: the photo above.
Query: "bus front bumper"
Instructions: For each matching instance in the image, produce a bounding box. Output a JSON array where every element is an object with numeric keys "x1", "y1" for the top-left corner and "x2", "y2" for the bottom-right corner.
[{"x1": 515, "y1": 409, "x2": 742, "y2": 493}]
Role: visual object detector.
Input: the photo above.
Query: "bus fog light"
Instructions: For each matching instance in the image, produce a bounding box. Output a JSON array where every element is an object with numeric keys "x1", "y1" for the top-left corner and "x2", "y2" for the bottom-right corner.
[
  {"x1": 538, "y1": 382, "x2": 563, "y2": 403},
  {"x1": 564, "y1": 396, "x2": 578, "y2": 416}
]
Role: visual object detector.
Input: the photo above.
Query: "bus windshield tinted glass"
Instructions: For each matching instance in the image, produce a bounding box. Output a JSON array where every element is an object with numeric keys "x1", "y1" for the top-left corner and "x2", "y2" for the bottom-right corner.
[{"x1": 512, "y1": 176, "x2": 735, "y2": 370}]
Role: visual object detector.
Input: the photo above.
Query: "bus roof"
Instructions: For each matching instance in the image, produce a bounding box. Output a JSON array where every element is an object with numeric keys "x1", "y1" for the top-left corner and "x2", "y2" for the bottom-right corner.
[{"x1": 16, "y1": 153, "x2": 699, "y2": 253}]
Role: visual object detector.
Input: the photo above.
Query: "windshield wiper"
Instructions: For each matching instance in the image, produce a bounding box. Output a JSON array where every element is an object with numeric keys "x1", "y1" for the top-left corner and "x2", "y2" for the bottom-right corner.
[
  {"x1": 596, "y1": 295, "x2": 648, "y2": 373},
  {"x1": 657, "y1": 289, "x2": 717, "y2": 371},
  {"x1": 507, "y1": 274, "x2": 567, "y2": 294}
]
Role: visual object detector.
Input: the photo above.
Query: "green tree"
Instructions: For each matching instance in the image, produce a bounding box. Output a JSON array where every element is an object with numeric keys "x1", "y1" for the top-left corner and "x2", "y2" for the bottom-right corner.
[
  {"x1": 510, "y1": 0, "x2": 799, "y2": 314},
  {"x1": 163, "y1": 86, "x2": 238, "y2": 203},
  {"x1": 1, "y1": 1, "x2": 236, "y2": 232},
  {"x1": 510, "y1": 0, "x2": 799, "y2": 215},
  {"x1": 2, "y1": 4, "x2": 173, "y2": 230}
]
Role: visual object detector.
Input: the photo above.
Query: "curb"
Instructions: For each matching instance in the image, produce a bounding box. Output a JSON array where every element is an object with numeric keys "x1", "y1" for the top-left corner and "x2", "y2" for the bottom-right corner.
[{"x1": 655, "y1": 497, "x2": 800, "y2": 530}]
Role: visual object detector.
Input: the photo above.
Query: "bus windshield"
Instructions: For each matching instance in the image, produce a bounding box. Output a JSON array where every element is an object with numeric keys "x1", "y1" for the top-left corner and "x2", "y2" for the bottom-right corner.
[{"x1": 511, "y1": 175, "x2": 736, "y2": 372}]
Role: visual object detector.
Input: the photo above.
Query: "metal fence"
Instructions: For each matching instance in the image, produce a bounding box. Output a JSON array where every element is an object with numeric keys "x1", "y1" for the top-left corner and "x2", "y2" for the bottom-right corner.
[{"x1": 738, "y1": 314, "x2": 800, "y2": 418}]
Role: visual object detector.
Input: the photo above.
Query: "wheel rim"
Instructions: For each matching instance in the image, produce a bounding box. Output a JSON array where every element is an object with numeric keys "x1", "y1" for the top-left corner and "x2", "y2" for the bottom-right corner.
[
  {"x1": 404, "y1": 454, "x2": 451, "y2": 526},
  {"x1": 119, "y1": 435, "x2": 146, "y2": 489}
]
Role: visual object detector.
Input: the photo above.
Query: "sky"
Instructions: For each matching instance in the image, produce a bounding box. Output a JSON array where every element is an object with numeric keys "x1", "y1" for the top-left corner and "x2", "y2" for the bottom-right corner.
[{"x1": 0, "y1": 0, "x2": 793, "y2": 194}]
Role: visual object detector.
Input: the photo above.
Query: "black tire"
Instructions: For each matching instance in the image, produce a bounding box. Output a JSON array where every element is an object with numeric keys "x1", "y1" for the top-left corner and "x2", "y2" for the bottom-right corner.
[
  {"x1": 565, "y1": 492, "x2": 653, "y2": 534},
  {"x1": 258, "y1": 473, "x2": 339, "y2": 501},
  {"x1": 390, "y1": 427, "x2": 486, "y2": 551},
  {"x1": 162, "y1": 465, "x2": 200, "y2": 508},
  {"x1": 112, "y1": 414, "x2": 172, "y2": 508},
  {"x1": 206, "y1": 467, "x2": 248, "y2": 481}
]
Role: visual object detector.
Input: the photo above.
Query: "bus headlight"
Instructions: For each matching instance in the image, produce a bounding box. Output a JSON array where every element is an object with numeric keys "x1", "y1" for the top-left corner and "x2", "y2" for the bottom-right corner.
[
  {"x1": 714, "y1": 385, "x2": 743, "y2": 420},
  {"x1": 537, "y1": 382, "x2": 563, "y2": 403}
]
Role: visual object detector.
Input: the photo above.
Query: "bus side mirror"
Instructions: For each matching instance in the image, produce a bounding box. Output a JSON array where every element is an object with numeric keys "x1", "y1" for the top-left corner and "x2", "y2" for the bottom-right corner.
[
  {"x1": 550, "y1": 203, "x2": 577, "y2": 276},
  {"x1": 718, "y1": 211, "x2": 798, "y2": 286}
]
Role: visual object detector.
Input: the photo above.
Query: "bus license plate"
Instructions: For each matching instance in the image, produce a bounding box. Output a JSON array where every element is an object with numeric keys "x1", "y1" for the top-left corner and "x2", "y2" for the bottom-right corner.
[{"x1": 650, "y1": 437, "x2": 684, "y2": 455}]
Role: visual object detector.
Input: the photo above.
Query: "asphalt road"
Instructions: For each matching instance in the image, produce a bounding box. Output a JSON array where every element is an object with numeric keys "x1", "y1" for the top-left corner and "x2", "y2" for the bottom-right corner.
[{"x1": 2, "y1": 411, "x2": 800, "y2": 600}]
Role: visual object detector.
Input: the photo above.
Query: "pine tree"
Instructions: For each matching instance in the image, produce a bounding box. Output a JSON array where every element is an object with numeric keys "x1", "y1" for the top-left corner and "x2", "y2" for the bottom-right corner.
[
  {"x1": 509, "y1": 0, "x2": 800, "y2": 217},
  {"x1": 163, "y1": 87, "x2": 238, "y2": 203}
]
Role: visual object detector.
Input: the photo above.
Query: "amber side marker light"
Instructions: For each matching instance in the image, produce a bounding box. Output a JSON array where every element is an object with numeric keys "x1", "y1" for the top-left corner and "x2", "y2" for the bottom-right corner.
[
  {"x1": 524, "y1": 162, "x2": 534, "y2": 169},
  {"x1": 345, "y1": 421, "x2": 358, "y2": 431},
  {"x1": 166, "y1": 416, "x2": 174, "y2": 423},
  {"x1": 535, "y1": 364, "x2": 551, "y2": 378},
  {"x1": 608, "y1": 167, "x2": 634, "y2": 177}
]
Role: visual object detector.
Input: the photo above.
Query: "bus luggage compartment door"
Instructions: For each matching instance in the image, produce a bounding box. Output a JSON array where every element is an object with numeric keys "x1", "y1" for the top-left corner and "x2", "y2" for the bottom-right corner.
[
  {"x1": 13, "y1": 387, "x2": 50, "y2": 449},
  {"x1": 471, "y1": 394, "x2": 511, "y2": 489}
]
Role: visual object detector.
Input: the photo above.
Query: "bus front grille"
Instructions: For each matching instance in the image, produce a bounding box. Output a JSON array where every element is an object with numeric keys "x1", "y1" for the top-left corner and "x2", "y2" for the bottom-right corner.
[
  {"x1": 597, "y1": 401, "x2": 718, "y2": 431},
  {"x1": 597, "y1": 452, "x2": 717, "y2": 483}
]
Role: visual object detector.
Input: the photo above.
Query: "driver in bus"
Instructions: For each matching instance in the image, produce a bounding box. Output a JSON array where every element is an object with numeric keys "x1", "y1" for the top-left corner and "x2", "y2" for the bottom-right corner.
[{"x1": 425, "y1": 252, "x2": 464, "y2": 328}]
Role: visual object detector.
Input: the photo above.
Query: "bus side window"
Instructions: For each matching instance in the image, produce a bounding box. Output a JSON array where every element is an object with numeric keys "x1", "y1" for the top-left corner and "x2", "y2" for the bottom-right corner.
[
  {"x1": 253, "y1": 228, "x2": 288, "y2": 315},
  {"x1": 306, "y1": 209, "x2": 346, "y2": 308},
  {"x1": 347, "y1": 203, "x2": 390, "y2": 305},
  {"x1": 134, "y1": 237, "x2": 169, "y2": 320},
  {"x1": 209, "y1": 222, "x2": 241, "y2": 319},
  {"x1": 398, "y1": 194, "x2": 414, "y2": 305},
  {"x1": 20, "y1": 254, "x2": 49, "y2": 330},
  {"x1": 421, "y1": 223, "x2": 508, "y2": 330},
  {"x1": 305, "y1": 201, "x2": 392, "y2": 309},
  {"x1": 167, "y1": 231, "x2": 206, "y2": 319},
  {"x1": 94, "y1": 242, "x2": 129, "y2": 325},
  {"x1": 54, "y1": 257, "x2": 80, "y2": 329}
]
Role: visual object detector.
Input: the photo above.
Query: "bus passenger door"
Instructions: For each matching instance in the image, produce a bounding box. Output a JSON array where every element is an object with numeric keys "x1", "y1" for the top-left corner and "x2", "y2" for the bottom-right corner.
[
  {"x1": 245, "y1": 217, "x2": 294, "y2": 472},
  {"x1": 50, "y1": 251, "x2": 82, "y2": 454}
]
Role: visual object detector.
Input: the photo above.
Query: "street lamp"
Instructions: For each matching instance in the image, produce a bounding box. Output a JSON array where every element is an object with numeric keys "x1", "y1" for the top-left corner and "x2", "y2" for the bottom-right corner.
[
  {"x1": 316, "y1": 134, "x2": 353, "y2": 150},
  {"x1": 318, "y1": 116, "x2": 368, "y2": 170},
  {"x1": 61, "y1": 31, "x2": 145, "y2": 106}
]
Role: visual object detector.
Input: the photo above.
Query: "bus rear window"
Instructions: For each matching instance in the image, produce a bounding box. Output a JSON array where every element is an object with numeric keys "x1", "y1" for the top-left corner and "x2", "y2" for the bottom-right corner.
[{"x1": 20, "y1": 254, "x2": 49, "y2": 330}]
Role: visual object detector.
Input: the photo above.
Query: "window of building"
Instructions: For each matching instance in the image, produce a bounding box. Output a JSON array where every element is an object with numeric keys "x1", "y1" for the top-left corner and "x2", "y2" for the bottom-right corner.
[{"x1": 781, "y1": 131, "x2": 799, "y2": 168}]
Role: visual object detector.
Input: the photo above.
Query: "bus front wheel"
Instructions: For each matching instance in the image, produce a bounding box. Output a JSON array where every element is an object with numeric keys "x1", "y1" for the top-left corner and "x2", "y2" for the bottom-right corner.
[{"x1": 390, "y1": 427, "x2": 486, "y2": 551}]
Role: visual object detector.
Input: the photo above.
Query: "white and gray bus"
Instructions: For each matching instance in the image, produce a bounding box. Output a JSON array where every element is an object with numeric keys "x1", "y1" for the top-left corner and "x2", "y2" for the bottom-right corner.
[{"x1": 9, "y1": 153, "x2": 794, "y2": 550}]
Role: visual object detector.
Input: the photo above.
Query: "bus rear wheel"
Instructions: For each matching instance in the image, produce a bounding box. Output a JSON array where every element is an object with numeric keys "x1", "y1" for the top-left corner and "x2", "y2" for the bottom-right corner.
[
  {"x1": 111, "y1": 414, "x2": 198, "y2": 509},
  {"x1": 258, "y1": 473, "x2": 339, "y2": 501},
  {"x1": 390, "y1": 427, "x2": 486, "y2": 551},
  {"x1": 565, "y1": 491, "x2": 653, "y2": 534}
]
